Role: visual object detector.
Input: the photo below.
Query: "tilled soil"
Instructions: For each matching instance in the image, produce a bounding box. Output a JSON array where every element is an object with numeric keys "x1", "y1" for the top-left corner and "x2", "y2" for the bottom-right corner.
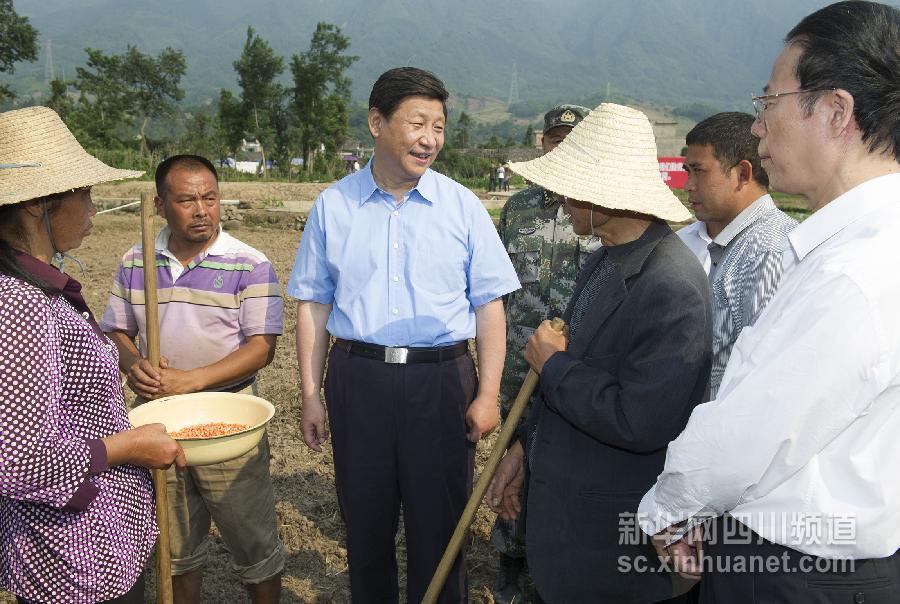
[
  {"x1": 1, "y1": 211, "x2": 509, "y2": 604},
  {"x1": 92, "y1": 181, "x2": 333, "y2": 205}
]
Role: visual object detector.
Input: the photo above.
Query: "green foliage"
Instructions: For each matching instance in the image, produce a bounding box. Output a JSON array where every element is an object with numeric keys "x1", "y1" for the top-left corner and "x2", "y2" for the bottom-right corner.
[
  {"x1": 216, "y1": 89, "x2": 244, "y2": 156},
  {"x1": 471, "y1": 119, "x2": 527, "y2": 148},
  {"x1": 348, "y1": 103, "x2": 370, "y2": 142},
  {"x1": 522, "y1": 124, "x2": 534, "y2": 147},
  {"x1": 452, "y1": 111, "x2": 472, "y2": 148},
  {"x1": 82, "y1": 147, "x2": 163, "y2": 179},
  {"x1": 484, "y1": 135, "x2": 502, "y2": 149},
  {"x1": 228, "y1": 26, "x2": 286, "y2": 175},
  {"x1": 290, "y1": 22, "x2": 358, "y2": 170},
  {"x1": 67, "y1": 45, "x2": 186, "y2": 149},
  {"x1": 507, "y1": 100, "x2": 548, "y2": 119},
  {"x1": 0, "y1": 0, "x2": 37, "y2": 102},
  {"x1": 46, "y1": 78, "x2": 73, "y2": 119},
  {"x1": 432, "y1": 142, "x2": 492, "y2": 182},
  {"x1": 178, "y1": 111, "x2": 227, "y2": 160},
  {"x1": 124, "y1": 46, "x2": 186, "y2": 151}
]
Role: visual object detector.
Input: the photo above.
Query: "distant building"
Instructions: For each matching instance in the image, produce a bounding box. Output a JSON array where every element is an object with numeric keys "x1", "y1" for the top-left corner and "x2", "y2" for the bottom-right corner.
[
  {"x1": 240, "y1": 138, "x2": 262, "y2": 154},
  {"x1": 652, "y1": 121, "x2": 682, "y2": 156}
]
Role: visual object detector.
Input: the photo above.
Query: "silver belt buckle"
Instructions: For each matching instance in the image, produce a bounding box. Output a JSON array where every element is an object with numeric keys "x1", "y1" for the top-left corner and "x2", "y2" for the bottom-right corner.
[{"x1": 384, "y1": 346, "x2": 409, "y2": 364}]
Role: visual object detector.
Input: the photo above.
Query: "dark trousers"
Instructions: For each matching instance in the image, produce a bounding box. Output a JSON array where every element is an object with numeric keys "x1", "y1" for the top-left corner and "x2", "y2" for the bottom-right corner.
[
  {"x1": 700, "y1": 515, "x2": 900, "y2": 603},
  {"x1": 325, "y1": 346, "x2": 477, "y2": 604}
]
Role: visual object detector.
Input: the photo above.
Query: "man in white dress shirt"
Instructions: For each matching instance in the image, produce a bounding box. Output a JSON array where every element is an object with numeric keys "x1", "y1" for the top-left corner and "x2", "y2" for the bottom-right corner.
[{"x1": 639, "y1": 1, "x2": 900, "y2": 602}]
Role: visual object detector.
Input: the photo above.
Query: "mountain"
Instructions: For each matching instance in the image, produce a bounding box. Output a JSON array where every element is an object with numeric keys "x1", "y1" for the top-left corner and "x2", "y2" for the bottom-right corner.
[{"x1": 8, "y1": 0, "x2": 899, "y2": 110}]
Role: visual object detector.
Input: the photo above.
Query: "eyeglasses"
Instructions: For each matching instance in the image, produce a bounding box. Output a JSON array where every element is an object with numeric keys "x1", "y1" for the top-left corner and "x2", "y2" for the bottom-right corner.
[{"x1": 751, "y1": 87, "x2": 836, "y2": 118}]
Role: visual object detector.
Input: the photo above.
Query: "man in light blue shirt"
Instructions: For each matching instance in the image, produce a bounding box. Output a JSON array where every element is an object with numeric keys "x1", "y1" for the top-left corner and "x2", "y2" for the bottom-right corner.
[{"x1": 288, "y1": 67, "x2": 519, "y2": 604}]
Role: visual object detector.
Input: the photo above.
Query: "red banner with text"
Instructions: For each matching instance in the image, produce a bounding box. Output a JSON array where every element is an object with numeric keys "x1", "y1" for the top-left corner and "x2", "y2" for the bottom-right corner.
[{"x1": 658, "y1": 157, "x2": 688, "y2": 189}]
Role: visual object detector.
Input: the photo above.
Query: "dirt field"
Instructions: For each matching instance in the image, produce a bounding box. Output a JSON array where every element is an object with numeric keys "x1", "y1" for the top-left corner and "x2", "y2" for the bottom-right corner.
[
  {"x1": 0, "y1": 204, "x2": 508, "y2": 603},
  {"x1": 93, "y1": 180, "x2": 333, "y2": 205}
]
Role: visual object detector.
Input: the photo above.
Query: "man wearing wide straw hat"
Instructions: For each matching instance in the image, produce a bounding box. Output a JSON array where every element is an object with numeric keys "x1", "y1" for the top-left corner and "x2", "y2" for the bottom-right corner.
[
  {"x1": 0, "y1": 106, "x2": 185, "y2": 603},
  {"x1": 486, "y1": 103, "x2": 712, "y2": 603}
]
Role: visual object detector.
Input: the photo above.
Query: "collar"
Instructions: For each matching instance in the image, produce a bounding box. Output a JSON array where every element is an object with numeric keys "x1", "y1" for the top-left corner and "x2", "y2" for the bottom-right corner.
[
  {"x1": 14, "y1": 250, "x2": 104, "y2": 337},
  {"x1": 788, "y1": 173, "x2": 900, "y2": 262},
  {"x1": 15, "y1": 250, "x2": 71, "y2": 292},
  {"x1": 606, "y1": 220, "x2": 672, "y2": 279},
  {"x1": 155, "y1": 224, "x2": 232, "y2": 261},
  {"x1": 681, "y1": 220, "x2": 712, "y2": 243},
  {"x1": 541, "y1": 187, "x2": 560, "y2": 209},
  {"x1": 358, "y1": 157, "x2": 437, "y2": 207},
  {"x1": 711, "y1": 194, "x2": 775, "y2": 248}
]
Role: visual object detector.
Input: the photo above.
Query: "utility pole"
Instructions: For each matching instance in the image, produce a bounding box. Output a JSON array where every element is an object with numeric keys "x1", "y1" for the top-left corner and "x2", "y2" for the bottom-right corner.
[
  {"x1": 44, "y1": 39, "x2": 55, "y2": 84},
  {"x1": 507, "y1": 61, "x2": 519, "y2": 109}
]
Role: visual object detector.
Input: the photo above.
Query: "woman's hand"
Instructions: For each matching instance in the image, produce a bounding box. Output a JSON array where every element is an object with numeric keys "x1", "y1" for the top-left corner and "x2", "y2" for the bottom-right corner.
[{"x1": 102, "y1": 424, "x2": 186, "y2": 470}]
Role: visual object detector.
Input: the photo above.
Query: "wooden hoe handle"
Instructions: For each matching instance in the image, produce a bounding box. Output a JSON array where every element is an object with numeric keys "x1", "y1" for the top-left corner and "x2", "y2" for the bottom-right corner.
[
  {"x1": 140, "y1": 192, "x2": 173, "y2": 604},
  {"x1": 422, "y1": 317, "x2": 567, "y2": 603}
]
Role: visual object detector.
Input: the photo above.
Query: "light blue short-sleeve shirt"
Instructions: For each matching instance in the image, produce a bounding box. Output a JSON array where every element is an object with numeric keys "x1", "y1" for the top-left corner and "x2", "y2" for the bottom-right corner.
[{"x1": 287, "y1": 160, "x2": 520, "y2": 347}]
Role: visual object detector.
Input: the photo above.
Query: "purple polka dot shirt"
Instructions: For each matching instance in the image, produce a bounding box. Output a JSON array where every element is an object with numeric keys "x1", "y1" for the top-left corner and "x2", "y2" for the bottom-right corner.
[{"x1": 0, "y1": 253, "x2": 156, "y2": 602}]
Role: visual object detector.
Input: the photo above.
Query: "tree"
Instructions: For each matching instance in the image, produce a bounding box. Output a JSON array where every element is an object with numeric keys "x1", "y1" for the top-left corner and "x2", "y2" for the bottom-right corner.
[
  {"x1": 0, "y1": 0, "x2": 38, "y2": 102},
  {"x1": 453, "y1": 111, "x2": 472, "y2": 149},
  {"x1": 122, "y1": 46, "x2": 186, "y2": 153},
  {"x1": 71, "y1": 48, "x2": 131, "y2": 146},
  {"x1": 290, "y1": 22, "x2": 358, "y2": 173},
  {"x1": 230, "y1": 26, "x2": 284, "y2": 176},
  {"x1": 178, "y1": 112, "x2": 225, "y2": 160},
  {"x1": 216, "y1": 89, "x2": 245, "y2": 158},
  {"x1": 46, "y1": 78, "x2": 74, "y2": 120},
  {"x1": 522, "y1": 124, "x2": 534, "y2": 147},
  {"x1": 70, "y1": 45, "x2": 185, "y2": 149}
]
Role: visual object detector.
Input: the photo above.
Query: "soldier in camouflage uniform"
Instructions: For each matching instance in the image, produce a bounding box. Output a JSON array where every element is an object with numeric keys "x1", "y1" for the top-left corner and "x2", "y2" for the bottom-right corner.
[{"x1": 492, "y1": 104, "x2": 598, "y2": 604}]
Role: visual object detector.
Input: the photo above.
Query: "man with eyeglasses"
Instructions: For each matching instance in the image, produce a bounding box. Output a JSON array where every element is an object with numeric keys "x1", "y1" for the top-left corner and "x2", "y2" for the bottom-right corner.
[
  {"x1": 678, "y1": 112, "x2": 796, "y2": 398},
  {"x1": 639, "y1": 1, "x2": 900, "y2": 601},
  {"x1": 102, "y1": 154, "x2": 285, "y2": 603}
]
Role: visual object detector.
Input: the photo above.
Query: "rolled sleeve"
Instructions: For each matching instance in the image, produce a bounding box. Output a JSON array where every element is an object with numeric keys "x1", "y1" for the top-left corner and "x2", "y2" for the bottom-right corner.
[
  {"x1": 239, "y1": 262, "x2": 284, "y2": 336},
  {"x1": 286, "y1": 198, "x2": 336, "y2": 304},
  {"x1": 100, "y1": 262, "x2": 138, "y2": 336}
]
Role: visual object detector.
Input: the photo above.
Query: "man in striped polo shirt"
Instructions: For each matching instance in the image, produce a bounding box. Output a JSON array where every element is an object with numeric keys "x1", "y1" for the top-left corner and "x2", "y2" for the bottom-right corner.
[
  {"x1": 101, "y1": 155, "x2": 284, "y2": 603},
  {"x1": 679, "y1": 112, "x2": 797, "y2": 397}
]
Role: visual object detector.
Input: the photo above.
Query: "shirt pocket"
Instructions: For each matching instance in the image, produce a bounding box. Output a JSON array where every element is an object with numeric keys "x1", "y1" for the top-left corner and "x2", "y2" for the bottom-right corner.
[
  {"x1": 413, "y1": 239, "x2": 466, "y2": 296},
  {"x1": 508, "y1": 239, "x2": 541, "y2": 284}
]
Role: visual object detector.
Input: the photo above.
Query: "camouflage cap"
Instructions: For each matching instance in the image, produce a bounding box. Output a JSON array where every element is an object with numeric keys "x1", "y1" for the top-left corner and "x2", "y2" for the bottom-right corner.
[{"x1": 543, "y1": 104, "x2": 591, "y2": 133}]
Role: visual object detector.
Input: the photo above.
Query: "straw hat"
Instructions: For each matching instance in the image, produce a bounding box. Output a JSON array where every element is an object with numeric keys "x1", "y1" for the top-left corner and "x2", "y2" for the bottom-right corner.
[
  {"x1": 0, "y1": 106, "x2": 143, "y2": 207},
  {"x1": 509, "y1": 103, "x2": 691, "y2": 223}
]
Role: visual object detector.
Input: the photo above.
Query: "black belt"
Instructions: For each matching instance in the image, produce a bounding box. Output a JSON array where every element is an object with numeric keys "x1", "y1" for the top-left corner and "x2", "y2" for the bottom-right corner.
[{"x1": 333, "y1": 339, "x2": 468, "y2": 364}]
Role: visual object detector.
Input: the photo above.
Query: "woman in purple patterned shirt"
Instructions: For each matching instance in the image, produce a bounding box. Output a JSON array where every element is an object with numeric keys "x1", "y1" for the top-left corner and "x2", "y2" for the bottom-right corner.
[{"x1": 0, "y1": 107, "x2": 187, "y2": 604}]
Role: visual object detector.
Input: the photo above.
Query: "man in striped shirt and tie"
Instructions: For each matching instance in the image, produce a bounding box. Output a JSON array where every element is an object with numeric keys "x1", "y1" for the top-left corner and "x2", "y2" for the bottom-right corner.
[{"x1": 679, "y1": 112, "x2": 797, "y2": 397}]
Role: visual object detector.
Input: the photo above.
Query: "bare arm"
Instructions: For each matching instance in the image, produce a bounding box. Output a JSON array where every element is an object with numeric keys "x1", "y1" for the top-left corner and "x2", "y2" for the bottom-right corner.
[
  {"x1": 155, "y1": 334, "x2": 277, "y2": 396},
  {"x1": 106, "y1": 329, "x2": 277, "y2": 399},
  {"x1": 296, "y1": 300, "x2": 333, "y2": 452},
  {"x1": 467, "y1": 297, "x2": 505, "y2": 442}
]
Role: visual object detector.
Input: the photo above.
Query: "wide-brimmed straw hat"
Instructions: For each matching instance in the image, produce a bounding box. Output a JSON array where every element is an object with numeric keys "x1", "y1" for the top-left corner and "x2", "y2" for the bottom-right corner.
[
  {"x1": 509, "y1": 103, "x2": 691, "y2": 223},
  {"x1": 0, "y1": 106, "x2": 143, "y2": 207}
]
